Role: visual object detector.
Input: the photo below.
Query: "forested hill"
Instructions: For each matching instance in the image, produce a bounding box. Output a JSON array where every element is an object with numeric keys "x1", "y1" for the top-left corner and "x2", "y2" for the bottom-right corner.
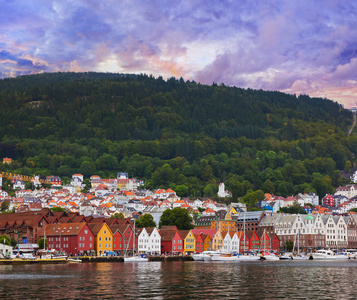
[{"x1": 0, "y1": 72, "x2": 355, "y2": 205}]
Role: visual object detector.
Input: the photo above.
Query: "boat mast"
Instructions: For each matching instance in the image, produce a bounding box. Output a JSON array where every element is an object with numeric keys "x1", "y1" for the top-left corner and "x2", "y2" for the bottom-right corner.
[
  {"x1": 243, "y1": 213, "x2": 245, "y2": 254},
  {"x1": 133, "y1": 219, "x2": 136, "y2": 254}
]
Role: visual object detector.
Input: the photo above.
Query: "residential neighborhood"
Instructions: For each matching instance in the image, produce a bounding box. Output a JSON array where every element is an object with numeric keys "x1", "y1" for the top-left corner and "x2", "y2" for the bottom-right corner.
[{"x1": 1, "y1": 170, "x2": 357, "y2": 256}]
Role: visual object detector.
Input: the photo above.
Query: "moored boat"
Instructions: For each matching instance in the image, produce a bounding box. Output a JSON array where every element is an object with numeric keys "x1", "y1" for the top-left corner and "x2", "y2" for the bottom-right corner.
[
  {"x1": 310, "y1": 249, "x2": 350, "y2": 260},
  {"x1": 279, "y1": 252, "x2": 293, "y2": 260},
  {"x1": 124, "y1": 254, "x2": 149, "y2": 262},
  {"x1": 67, "y1": 258, "x2": 82, "y2": 263},
  {"x1": 210, "y1": 252, "x2": 236, "y2": 261},
  {"x1": 261, "y1": 252, "x2": 280, "y2": 261},
  {"x1": 192, "y1": 251, "x2": 214, "y2": 261},
  {"x1": 235, "y1": 254, "x2": 261, "y2": 261}
]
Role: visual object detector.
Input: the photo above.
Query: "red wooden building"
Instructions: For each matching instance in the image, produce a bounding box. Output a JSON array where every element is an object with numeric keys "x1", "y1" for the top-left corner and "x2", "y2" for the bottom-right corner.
[
  {"x1": 258, "y1": 230, "x2": 271, "y2": 251},
  {"x1": 194, "y1": 234, "x2": 205, "y2": 253},
  {"x1": 43, "y1": 222, "x2": 95, "y2": 255},
  {"x1": 160, "y1": 227, "x2": 178, "y2": 254},
  {"x1": 110, "y1": 224, "x2": 136, "y2": 254},
  {"x1": 237, "y1": 231, "x2": 249, "y2": 253},
  {"x1": 248, "y1": 231, "x2": 260, "y2": 251},
  {"x1": 172, "y1": 230, "x2": 189, "y2": 254},
  {"x1": 269, "y1": 233, "x2": 280, "y2": 252}
]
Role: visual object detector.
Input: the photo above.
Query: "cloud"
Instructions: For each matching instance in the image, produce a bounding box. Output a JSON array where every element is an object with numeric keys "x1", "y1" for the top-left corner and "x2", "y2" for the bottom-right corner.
[{"x1": 1, "y1": 0, "x2": 357, "y2": 106}]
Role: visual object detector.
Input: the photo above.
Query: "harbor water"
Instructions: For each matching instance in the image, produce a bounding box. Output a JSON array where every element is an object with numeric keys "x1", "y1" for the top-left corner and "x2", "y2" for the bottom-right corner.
[{"x1": 0, "y1": 260, "x2": 356, "y2": 299}]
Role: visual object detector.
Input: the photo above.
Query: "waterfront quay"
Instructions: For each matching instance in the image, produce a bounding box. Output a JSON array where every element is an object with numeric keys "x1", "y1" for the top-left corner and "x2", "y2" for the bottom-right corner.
[
  {"x1": 0, "y1": 255, "x2": 194, "y2": 265},
  {"x1": 82, "y1": 255, "x2": 193, "y2": 262}
]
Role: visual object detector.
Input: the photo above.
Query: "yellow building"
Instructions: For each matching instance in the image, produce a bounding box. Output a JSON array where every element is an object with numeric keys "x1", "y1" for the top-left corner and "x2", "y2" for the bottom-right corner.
[
  {"x1": 225, "y1": 207, "x2": 236, "y2": 220},
  {"x1": 88, "y1": 223, "x2": 113, "y2": 256},
  {"x1": 202, "y1": 234, "x2": 213, "y2": 251},
  {"x1": 211, "y1": 230, "x2": 223, "y2": 251},
  {"x1": 184, "y1": 230, "x2": 196, "y2": 253}
]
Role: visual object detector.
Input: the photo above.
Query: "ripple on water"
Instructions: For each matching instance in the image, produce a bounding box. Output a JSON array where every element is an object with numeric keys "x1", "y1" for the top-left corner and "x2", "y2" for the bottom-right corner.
[{"x1": 0, "y1": 260, "x2": 356, "y2": 299}]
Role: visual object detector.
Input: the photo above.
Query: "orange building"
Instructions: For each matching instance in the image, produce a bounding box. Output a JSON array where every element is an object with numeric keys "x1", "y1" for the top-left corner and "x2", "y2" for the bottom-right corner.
[{"x1": 210, "y1": 219, "x2": 236, "y2": 232}]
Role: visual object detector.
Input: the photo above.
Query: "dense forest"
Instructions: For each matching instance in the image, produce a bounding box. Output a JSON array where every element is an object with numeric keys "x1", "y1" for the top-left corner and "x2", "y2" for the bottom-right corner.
[{"x1": 0, "y1": 72, "x2": 356, "y2": 207}]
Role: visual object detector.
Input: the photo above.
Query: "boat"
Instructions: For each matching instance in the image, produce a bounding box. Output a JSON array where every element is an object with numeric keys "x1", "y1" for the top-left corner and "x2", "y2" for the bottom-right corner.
[
  {"x1": 124, "y1": 253, "x2": 149, "y2": 262},
  {"x1": 199, "y1": 251, "x2": 222, "y2": 261},
  {"x1": 192, "y1": 251, "x2": 214, "y2": 261},
  {"x1": 210, "y1": 252, "x2": 236, "y2": 261},
  {"x1": 261, "y1": 251, "x2": 280, "y2": 261},
  {"x1": 343, "y1": 249, "x2": 357, "y2": 259},
  {"x1": 67, "y1": 258, "x2": 82, "y2": 263},
  {"x1": 279, "y1": 252, "x2": 293, "y2": 260},
  {"x1": 310, "y1": 249, "x2": 350, "y2": 260},
  {"x1": 235, "y1": 254, "x2": 261, "y2": 261},
  {"x1": 291, "y1": 254, "x2": 309, "y2": 260}
]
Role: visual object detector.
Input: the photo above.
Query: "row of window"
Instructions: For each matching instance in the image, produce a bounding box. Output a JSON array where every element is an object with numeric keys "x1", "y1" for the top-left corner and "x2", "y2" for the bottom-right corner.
[{"x1": 79, "y1": 236, "x2": 93, "y2": 241}]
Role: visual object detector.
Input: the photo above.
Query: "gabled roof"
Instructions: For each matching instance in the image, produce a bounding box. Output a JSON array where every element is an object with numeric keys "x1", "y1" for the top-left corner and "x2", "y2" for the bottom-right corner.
[
  {"x1": 159, "y1": 230, "x2": 177, "y2": 241},
  {"x1": 160, "y1": 226, "x2": 178, "y2": 231},
  {"x1": 175, "y1": 230, "x2": 190, "y2": 240},
  {"x1": 109, "y1": 224, "x2": 131, "y2": 235},
  {"x1": 43, "y1": 222, "x2": 91, "y2": 236},
  {"x1": 191, "y1": 229, "x2": 217, "y2": 239},
  {"x1": 88, "y1": 223, "x2": 110, "y2": 235}
]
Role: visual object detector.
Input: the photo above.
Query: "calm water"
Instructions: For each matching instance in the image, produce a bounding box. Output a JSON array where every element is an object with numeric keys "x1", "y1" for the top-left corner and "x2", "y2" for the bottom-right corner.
[{"x1": 1, "y1": 260, "x2": 357, "y2": 299}]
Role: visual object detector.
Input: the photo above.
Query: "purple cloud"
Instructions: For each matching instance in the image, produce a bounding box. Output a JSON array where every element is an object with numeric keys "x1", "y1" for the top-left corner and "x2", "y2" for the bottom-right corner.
[{"x1": 2, "y1": 0, "x2": 357, "y2": 106}]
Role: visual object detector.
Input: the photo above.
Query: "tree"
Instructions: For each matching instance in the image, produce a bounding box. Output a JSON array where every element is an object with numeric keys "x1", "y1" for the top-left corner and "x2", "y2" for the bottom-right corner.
[
  {"x1": 284, "y1": 240, "x2": 294, "y2": 252},
  {"x1": 50, "y1": 207, "x2": 66, "y2": 212},
  {"x1": 203, "y1": 183, "x2": 217, "y2": 197},
  {"x1": 135, "y1": 214, "x2": 156, "y2": 228},
  {"x1": 151, "y1": 164, "x2": 175, "y2": 187},
  {"x1": 0, "y1": 234, "x2": 10, "y2": 245},
  {"x1": 279, "y1": 204, "x2": 307, "y2": 214},
  {"x1": 38, "y1": 237, "x2": 48, "y2": 250},
  {"x1": 111, "y1": 212, "x2": 125, "y2": 219},
  {"x1": 159, "y1": 208, "x2": 194, "y2": 230},
  {"x1": 175, "y1": 184, "x2": 189, "y2": 197},
  {"x1": 1, "y1": 201, "x2": 10, "y2": 212}
]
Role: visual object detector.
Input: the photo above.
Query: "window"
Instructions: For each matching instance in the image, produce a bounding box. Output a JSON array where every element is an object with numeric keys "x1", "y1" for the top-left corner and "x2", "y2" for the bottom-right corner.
[
  {"x1": 85, "y1": 230, "x2": 88, "y2": 234},
  {"x1": 99, "y1": 237, "x2": 102, "y2": 241},
  {"x1": 104, "y1": 230, "x2": 107, "y2": 234}
]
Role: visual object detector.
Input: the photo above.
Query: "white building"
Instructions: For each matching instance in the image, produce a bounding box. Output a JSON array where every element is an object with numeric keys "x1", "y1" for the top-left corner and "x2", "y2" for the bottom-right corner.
[
  {"x1": 335, "y1": 185, "x2": 357, "y2": 199},
  {"x1": 295, "y1": 193, "x2": 319, "y2": 207},
  {"x1": 13, "y1": 180, "x2": 25, "y2": 190},
  {"x1": 223, "y1": 232, "x2": 239, "y2": 253},
  {"x1": 0, "y1": 243, "x2": 13, "y2": 258},
  {"x1": 322, "y1": 215, "x2": 348, "y2": 249},
  {"x1": 137, "y1": 227, "x2": 161, "y2": 254},
  {"x1": 217, "y1": 183, "x2": 232, "y2": 198}
]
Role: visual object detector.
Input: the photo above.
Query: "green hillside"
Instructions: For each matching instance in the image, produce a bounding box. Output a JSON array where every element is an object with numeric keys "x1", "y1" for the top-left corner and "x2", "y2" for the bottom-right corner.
[{"x1": 0, "y1": 72, "x2": 355, "y2": 206}]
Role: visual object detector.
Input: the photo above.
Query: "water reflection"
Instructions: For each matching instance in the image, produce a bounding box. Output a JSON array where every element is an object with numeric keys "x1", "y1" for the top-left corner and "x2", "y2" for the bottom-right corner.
[{"x1": 0, "y1": 260, "x2": 357, "y2": 299}]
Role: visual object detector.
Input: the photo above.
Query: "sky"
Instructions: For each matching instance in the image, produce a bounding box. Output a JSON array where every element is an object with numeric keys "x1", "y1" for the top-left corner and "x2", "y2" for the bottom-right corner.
[{"x1": 1, "y1": 0, "x2": 357, "y2": 108}]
